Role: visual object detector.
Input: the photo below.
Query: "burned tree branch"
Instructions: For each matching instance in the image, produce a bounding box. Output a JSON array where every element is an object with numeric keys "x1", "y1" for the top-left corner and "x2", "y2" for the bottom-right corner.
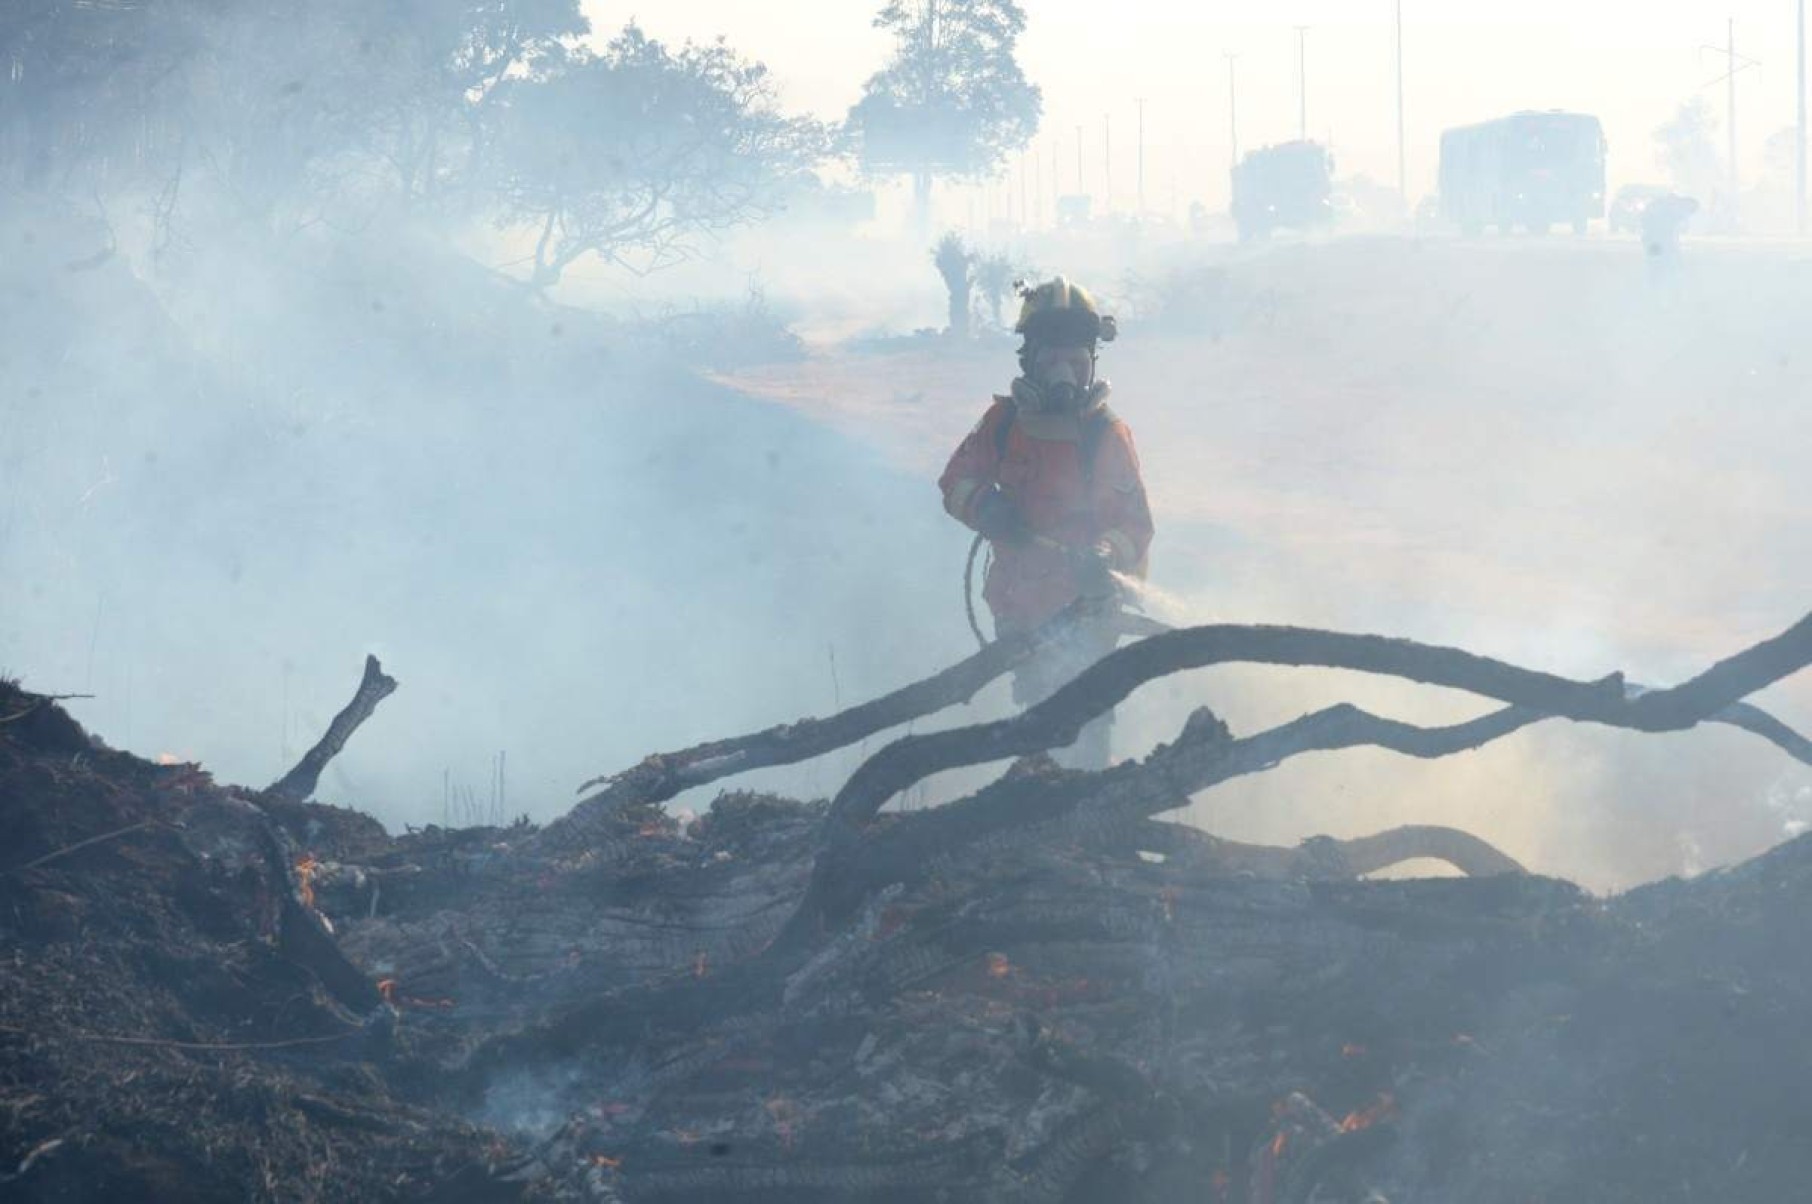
[
  {"x1": 830, "y1": 615, "x2": 1812, "y2": 828},
  {"x1": 0, "y1": 692, "x2": 94, "y2": 726},
  {"x1": 795, "y1": 664, "x2": 1802, "y2": 936},
  {"x1": 544, "y1": 606, "x2": 1102, "y2": 848},
  {"x1": 16, "y1": 820, "x2": 157, "y2": 872},
  {"x1": 1135, "y1": 821, "x2": 1526, "y2": 880},
  {"x1": 267, "y1": 656, "x2": 397, "y2": 802}
]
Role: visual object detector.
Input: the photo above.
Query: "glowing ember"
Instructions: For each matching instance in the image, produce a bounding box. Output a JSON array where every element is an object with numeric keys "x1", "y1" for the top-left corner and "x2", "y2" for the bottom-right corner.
[
  {"x1": 375, "y1": 977, "x2": 454, "y2": 1010},
  {"x1": 1341, "y1": 1042, "x2": 1368, "y2": 1058},
  {"x1": 294, "y1": 854, "x2": 319, "y2": 909},
  {"x1": 986, "y1": 952, "x2": 1011, "y2": 978},
  {"x1": 590, "y1": 1154, "x2": 622, "y2": 1170},
  {"x1": 1339, "y1": 1093, "x2": 1397, "y2": 1133},
  {"x1": 1270, "y1": 1129, "x2": 1289, "y2": 1158}
]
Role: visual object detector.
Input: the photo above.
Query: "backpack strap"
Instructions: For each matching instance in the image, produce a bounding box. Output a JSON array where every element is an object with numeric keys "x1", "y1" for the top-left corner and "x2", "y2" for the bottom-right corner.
[{"x1": 992, "y1": 396, "x2": 1019, "y2": 463}]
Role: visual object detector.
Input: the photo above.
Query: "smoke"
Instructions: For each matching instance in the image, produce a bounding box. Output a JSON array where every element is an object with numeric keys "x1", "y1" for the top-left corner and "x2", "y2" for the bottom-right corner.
[
  {"x1": 0, "y1": 196, "x2": 976, "y2": 828},
  {"x1": 4, "y1": 16, "x2": 1809, "y2": 900}
]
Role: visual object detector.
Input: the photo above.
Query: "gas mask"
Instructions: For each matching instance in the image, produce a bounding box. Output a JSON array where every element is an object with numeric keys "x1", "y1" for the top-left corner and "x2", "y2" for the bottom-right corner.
[{"x1": 1028, "y1": 347, "x2": 1095, "y2": 414}]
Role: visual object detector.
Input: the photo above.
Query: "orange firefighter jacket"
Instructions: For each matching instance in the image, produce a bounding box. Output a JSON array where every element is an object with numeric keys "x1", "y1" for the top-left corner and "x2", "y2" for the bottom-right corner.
[{"x1": 940, "y1": 384, "x2": 1154, "y2": 632}]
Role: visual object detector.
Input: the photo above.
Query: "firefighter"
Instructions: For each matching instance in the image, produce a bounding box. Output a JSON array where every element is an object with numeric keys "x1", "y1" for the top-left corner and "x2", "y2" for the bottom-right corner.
[
  {"x1": 939, "y1": 276, "x2": 1155, "y2": 769},
  {"x1": 1641, "y1": 193, "x2": 1698, "y2": 283}
]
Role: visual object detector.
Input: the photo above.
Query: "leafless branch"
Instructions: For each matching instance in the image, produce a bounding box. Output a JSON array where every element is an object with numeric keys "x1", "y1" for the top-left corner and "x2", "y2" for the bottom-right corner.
[{"x1": 267, "y1": 656, "x2": 397, "y2": 802}]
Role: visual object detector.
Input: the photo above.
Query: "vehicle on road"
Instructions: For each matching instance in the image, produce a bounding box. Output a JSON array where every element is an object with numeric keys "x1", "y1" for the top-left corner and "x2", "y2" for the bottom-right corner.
[
  {"x1": 1439, "y1": 110, "x2": 1607, "y2": 236},
  {"x1": 1231, "y1": 141, "x2": 1335, "y2": 242}
]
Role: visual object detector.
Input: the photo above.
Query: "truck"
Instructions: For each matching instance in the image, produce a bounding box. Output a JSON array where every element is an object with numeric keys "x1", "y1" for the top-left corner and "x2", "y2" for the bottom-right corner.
[
  {"x1": 1438, "y1": 110, "x2": 1607, "y2": 235},
  {"x1": 1230, "y1": 141, "x2": 1334, "y2": 242}
]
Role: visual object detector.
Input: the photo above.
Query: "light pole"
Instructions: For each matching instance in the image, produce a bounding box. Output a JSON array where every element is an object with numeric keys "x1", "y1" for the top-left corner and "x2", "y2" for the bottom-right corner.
[
  {"x1": 1701, "y1": 17, "x2": 1760, "y2": 218},
  {"x1": 1730, "y1": 17, "x2": 1740, "y2": 198},
  {"x1": 1130, "y1": 96, "x2": 1145, "y2": 216},
  {"x1": 1295, "y1": 25, "x2": 1310, "y2": 141},
  {"x1": 1104, "y1": 113, "x2": 1113, "y2": 213},
  {"x1": 1799, "y1": 0, "x2": 1807, "y2": 235},
  {"x1": 1226, "y1": 52, "x2": 1241, "y2": 168},
  {"x1": 1395, "y1": 0, "x2": 1407, "y2": 199}
]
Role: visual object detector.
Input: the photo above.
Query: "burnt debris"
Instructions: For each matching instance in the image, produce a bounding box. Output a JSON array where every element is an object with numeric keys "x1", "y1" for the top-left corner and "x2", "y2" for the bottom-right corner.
[{"x1": 3, "y1": 612, "x2": 1812, "y2": 1202}]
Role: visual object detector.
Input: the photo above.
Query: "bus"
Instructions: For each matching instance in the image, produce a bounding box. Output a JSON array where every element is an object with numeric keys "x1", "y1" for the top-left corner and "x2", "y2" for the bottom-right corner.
[
  {"x1": 1230, "y1": 141, "x2": 1335, "y2": 242},
  {"x1": 1438, "y1": 111, "x2": 1607, "y2": 235}
]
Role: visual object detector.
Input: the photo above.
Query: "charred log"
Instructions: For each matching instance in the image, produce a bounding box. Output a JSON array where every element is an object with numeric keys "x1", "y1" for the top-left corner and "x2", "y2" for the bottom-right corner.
[{"x1": 267, "y1": 655, "x2": 398, "y2": 803}]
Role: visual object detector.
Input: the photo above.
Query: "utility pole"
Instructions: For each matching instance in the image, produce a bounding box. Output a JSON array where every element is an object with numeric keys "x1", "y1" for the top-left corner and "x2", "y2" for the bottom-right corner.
[
  {"x1": 1136, "y1": 97, "x2": 1147, "y2": 217},
  {"x1": 1730, "y1": 17, "x2": 1740, "y2": 199},
  {"x1": 1033, "y1": 145, "x2": 1043, "y2": 229},
  {"x1": 1104, "y1": 113, "x2": 1113, "y2": 213},
  {"x1": 1226, "y1": 53, "x2": 1241, "y2": 168},
  {"x1": 1395, "y1": 0, "x2": 1407, "y2": 199},
  {"x1": 1799, "y1": 0, "x2": 1807, "y2": 235},
  {"x1": 1076, "y1": 123, "x2": 1085, "y2": 199},
  {"x1": 1702, "y1": 18, "x2": 1760, "y2": 219},
  {"x1": 1295, "y1": 25, "x2": 1310, "y2": 141},
  {"x1": 1019, "y1": 154, "x2": 1028, "y2": 230}
]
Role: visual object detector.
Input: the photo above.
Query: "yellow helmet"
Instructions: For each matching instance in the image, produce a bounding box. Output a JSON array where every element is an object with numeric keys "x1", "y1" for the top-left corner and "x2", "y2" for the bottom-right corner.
[{"x1": 1014, "y1": 275, "x2": 1117, "y2": 347}]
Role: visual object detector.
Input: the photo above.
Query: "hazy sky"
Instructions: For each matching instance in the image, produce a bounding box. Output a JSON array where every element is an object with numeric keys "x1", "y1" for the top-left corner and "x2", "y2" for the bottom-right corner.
[{"x1": 598, "y1": 1, "x2": 1807, "y2": 210}]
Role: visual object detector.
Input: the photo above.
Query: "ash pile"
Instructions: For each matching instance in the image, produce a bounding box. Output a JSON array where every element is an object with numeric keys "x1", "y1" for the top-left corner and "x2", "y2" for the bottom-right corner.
[{"x1": 4, "y1": 610, "x2": 1812, "y2": 1203}]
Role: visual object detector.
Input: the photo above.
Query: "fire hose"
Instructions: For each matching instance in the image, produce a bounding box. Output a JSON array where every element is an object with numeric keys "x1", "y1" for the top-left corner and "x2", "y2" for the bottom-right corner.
[{"x1": 963, "y1": 533, "x2": 1171, "y2": 650}]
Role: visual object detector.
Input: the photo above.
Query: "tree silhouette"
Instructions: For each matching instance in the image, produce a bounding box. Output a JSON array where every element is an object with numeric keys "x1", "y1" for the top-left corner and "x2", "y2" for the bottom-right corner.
[
  {"x1": 1653, "y1": 97, "x2": 1722, "y2": 203},
  {"x1": 931, "y1": 231, "x2": 974, "y2": 337},
  {"x1": 848, "y1": 0, "x2": 1041, "y2": 231},
  {"x1": 488, "y1": 25, "x2": 825, "y2": 289}
]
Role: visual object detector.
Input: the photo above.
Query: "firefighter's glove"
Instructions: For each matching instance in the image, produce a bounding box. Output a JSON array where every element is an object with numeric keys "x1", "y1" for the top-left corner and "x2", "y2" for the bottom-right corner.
[
  {"x1": 1070, "y1": 542, "x2": 1120, "y2": 601},
  {"x1": 973, "y1": 486, "x2": 1033, "y2": 547}
]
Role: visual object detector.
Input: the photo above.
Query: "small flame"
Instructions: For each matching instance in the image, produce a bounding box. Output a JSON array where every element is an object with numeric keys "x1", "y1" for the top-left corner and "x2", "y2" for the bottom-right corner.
[
  {"x1": 294, "y1": 854, "x2": 319, "y2": 909},
  {"x1": 591, "y1": 1154, "x2": 622, "y2": 1170},
  {"x1": 155, "y1": 753, "x2": 183, "y2": 766},
  {"x1": 377, "y1": 978, "x2": 398, "y2": 1004},
  {"x1": 637, "y1": 820, "x2": 667, "y2": 838},
  {"x1": 986, "y1": 952, "x2": 1011, "y2": 979},
  {"x1": 1339, "y1": 1093, "x2": 1397, "y2": 1133},
  {"x1": 1341, "y1": 1042, "x2": 1367, "y2": 1058},
  {"x1": 693, "y1": 950, "x2": 709, "y2": 979},
  {"x1": 1270, "y1": 1130, "x2": 1289, "y2": 1158}
]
